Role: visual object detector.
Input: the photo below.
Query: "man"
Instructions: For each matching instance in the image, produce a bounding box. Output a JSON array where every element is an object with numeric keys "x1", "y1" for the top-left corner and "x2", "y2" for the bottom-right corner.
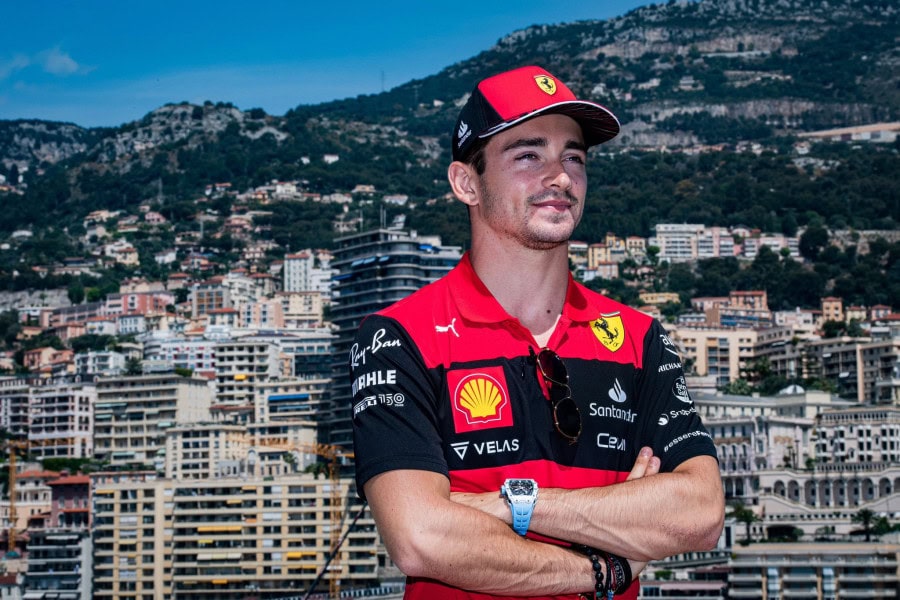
[{"x1": 349, "y1": 65, "x2": 724, "y2": 599}]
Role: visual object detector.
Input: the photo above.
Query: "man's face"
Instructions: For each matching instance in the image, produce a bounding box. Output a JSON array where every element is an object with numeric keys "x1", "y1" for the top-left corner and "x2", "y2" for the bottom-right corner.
[{"x1": 473, "y1": 114, "x2": 588, "y2": 251}]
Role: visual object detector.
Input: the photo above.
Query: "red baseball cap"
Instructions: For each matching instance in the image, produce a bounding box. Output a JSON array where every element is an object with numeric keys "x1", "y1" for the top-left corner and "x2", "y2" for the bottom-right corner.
[{"x1": 452, "y1": 65, "x2": 620, "y2": 162}]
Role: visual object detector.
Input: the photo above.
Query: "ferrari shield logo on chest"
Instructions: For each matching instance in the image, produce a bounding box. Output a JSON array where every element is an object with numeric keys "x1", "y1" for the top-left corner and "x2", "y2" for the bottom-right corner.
[{"x1": 590, "y1": 312, "x2": 625, "y2": 352}]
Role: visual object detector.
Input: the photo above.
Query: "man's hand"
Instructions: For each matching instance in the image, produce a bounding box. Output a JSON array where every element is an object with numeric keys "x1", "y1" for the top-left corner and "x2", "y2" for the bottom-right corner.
[{"x1": 627, "y1": 446, "x2": 661, "y2": 480}]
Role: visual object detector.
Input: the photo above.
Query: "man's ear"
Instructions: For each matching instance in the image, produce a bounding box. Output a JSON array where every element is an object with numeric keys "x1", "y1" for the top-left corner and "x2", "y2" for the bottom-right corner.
[{"x1": 447, "y1": 161, "x2": 479, "y2": 207}]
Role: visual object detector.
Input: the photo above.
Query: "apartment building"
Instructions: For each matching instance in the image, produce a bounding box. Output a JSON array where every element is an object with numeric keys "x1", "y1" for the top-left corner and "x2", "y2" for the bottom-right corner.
[
  {"x1": 277, "y1": 291, "x2": 327, "y2": 328},
  {"x1": 821, "y1": 296, "x2": 843, "y2": 323},
  {"x1": 23, "y1": 531, "x2": 92, "y2": 600},
  {"x1": 74, "y1": 350, "x2": 125, "y2": 376},
  {"x1": 90, "y1": 471, "x2": 379, "y2": 600},
  {"x1": 28, "y1": 378, "x2": 95, "y2": 459},
  {"x1": 0, "y1": 376, "x2": 32, "y2": 436},
  {"x1": 801, "y1": 336, "x2": 900, "y2": 403},
  {"x1": 239, "y1": 297, "x2": 284, "y2": 329},
  {"x1": 214, "y1": 336, "x2": 283, "y2": 408},
  {"x1": 103, "y1": 291, "x2": 174, "y2": 317},
  {"x1": 697, "y1": 226, "x2": 735, "y2": 260},
  {"x1": 0, "y1": 468, "x2": 58, "y2": 534},
  {"x1": 191, "y1": 279, "x2": 231, "y2": 318},
  {"x1": 650, "y1": 223, "x2": 705, "y2": 263},
  {"x1": 22, "y1": 474, "x2": 92, "y2": 600},
  {"x1": 251, "y1": 376, "x2": 331, "y2": 424},
  {"x1": 741, "y1": 233, "x2": 800, "y2": 259},
  {"x1": 164, "y1": 423, "x2": 250, "y2": 480},
  {"x1": 141, "y1": 334, "x2": 217, "y2": 378},
  {"x1": 671, "y1": 327, "x2": 759, "y2": 386},
  {"x1": 283, "y1": 251, "x2": 314, "y2": 292},
  {"x1": 567, "y1": 240, "x2": 589, "y2": 270},
  {"x1": 93, "y1": 374, "x2": 213, "y2": 469},
  {"x1": 729, "y1": 543, "x2": 900, "y2": 599}
]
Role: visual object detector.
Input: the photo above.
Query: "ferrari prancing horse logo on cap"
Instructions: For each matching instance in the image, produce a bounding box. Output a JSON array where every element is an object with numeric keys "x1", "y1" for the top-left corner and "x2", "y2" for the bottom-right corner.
[{"x1": 534, "y1": 75, "x2": 557, "y2": 95}]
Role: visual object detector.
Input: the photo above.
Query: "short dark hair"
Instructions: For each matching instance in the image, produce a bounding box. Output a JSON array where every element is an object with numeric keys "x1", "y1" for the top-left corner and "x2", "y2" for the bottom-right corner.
[{"x1": 463, "y1": 139, "x2": 488, "y2": 175}]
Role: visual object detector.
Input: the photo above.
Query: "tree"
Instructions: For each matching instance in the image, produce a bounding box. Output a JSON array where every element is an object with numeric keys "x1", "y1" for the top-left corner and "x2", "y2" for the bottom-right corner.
[
  {"x1": 124, "y1": 357, "x2": 143, "y2": 375},
  {"x1": 799, "y1": 225, "x2": 830, "y2": 261},
  {"x1": 730, "y1": 502, "x2": 759, "y2": 544},
  {"x1": 303, "y1": 461, "x2": 328, "y2": 480},
  {"x1": 67, "y1": 281, "x2": 85, "y2": 305},
  {"x1": 852, "y1": 508, "x2": 876, "y2": 542},
  {"x1": 721, "y1": 379, "x2": 753, "y2": 396},
  {"x1": 873, "y1": 515, "x2": 894, "y2": 536},
  {"x1": 821, "y1": 320, "x2": 846, "y2": 338}
]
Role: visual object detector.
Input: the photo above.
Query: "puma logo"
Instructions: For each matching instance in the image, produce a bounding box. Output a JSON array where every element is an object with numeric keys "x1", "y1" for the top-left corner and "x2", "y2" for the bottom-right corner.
[{"x1": 435, "y1": 318, "x2": 459, "y2": 338}]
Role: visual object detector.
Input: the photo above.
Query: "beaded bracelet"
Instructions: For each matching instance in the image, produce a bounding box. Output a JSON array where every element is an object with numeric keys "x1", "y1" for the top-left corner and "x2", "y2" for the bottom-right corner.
[{"x1": 576, "y1": 545, "x2": 609, "y2": 600}]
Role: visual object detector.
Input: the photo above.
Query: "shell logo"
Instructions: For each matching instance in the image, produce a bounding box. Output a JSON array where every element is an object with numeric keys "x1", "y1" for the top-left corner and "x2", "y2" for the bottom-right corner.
[
  {"x1": 458, "y1": 376, "x2": 504, "y2": 419},
  {"x1": 448, "y1": 366, "x2": 513, "y2": 433}
]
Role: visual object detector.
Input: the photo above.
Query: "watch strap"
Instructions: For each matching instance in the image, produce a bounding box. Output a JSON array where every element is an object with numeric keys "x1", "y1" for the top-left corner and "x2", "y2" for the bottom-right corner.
[{"x1": 510, "y1": 499, "x2": 533, "y2": 535}]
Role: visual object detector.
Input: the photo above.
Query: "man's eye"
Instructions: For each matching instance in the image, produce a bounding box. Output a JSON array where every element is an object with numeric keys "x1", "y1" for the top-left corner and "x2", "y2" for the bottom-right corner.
[
  {"x1": 515, "y1": 152, "x2": 539, "y2": 161},
  {"x1": 565, "y1": 155, "x2": 586, "y2": 164}
]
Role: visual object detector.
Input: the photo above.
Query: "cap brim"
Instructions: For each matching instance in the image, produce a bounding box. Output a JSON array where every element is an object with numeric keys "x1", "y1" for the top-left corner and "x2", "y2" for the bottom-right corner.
[{"x1": 478, "y1": 100, "x2": 620, "y2": 147}]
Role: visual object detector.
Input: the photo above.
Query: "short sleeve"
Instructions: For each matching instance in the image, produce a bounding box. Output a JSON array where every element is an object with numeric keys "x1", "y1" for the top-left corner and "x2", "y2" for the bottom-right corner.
[
  {"x1": 635, "y1": 321, "x2": 717, "y2": 472},
  {"x1": 350, "y1": 314, "x2": 449, "y2": 498}
]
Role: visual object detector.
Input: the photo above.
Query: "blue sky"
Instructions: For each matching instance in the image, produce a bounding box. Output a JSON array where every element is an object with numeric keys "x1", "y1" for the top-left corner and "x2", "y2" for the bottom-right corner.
[{"x1": 2, "y1": 1, "x2": 654, "y2": 128}]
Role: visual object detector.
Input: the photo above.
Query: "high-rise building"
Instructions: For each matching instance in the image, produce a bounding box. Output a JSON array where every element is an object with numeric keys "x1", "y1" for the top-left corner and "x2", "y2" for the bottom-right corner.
[
  {"x1": 324, "y1": 229, "x2": 462, "y2": 448},
  {"x1": 93, "y1": 374, "x2": 213, "y2": 469},
  {"x1": 90, "y1": 470, "x2": 379, "y2": 600},
  {"x1": 28, "y1": 378, "x2": 96, "y2": 459},
  {"x1": 23, "y1": 474, "x2": 93, "y2": 600},
  {"x1": 0, "y1": 376, "x2": 32, "y2": 437}
]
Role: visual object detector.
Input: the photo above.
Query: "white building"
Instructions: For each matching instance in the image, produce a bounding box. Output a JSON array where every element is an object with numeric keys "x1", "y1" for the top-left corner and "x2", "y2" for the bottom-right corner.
[{"x1": 93, "y1": 374, "x2": 213, "y2": 469}]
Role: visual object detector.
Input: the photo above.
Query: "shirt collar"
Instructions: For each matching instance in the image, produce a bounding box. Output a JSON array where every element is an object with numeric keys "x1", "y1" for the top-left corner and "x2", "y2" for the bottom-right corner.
[{"x1": 451, "y1": 252, "x2": 597, "y2": 325}]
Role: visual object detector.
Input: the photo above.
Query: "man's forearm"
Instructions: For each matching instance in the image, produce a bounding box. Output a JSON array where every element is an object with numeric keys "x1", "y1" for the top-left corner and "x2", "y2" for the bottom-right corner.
[
  {"x1": 532, "y1": 455, "x2": 724, "y2": 561},
  {"x1": 367, "y1": 469, "x2": 597, "y2": 596}
]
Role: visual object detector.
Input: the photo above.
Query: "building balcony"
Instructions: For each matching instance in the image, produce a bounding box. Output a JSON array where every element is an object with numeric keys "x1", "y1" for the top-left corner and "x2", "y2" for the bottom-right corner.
[
  {"x1": 839, "y1": 574, "x2": 898, "y2": 583},
  {"x1": 782, "y1": 574, "x2": 818, "y2": 582},
  {"x1": 843, "y1": 589, "x2": 900, "y2": 600},
  {"x1": 728, "y1": 588, "x2": 764, "y2": 599}
]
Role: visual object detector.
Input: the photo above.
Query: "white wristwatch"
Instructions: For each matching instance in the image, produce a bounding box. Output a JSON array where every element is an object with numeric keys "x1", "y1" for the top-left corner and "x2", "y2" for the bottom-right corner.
[{"x1": 501, "y1": 478, "x2": 538, "y2": 535}]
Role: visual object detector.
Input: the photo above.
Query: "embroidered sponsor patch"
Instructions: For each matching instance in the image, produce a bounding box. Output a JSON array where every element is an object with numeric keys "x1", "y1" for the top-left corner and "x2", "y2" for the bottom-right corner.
[
  {"x1": 590, "y1": 312, "x2": 625, "y2": 352},
  {"x1": 448, "y1": 366, "x2": 513, "y2": 434}
]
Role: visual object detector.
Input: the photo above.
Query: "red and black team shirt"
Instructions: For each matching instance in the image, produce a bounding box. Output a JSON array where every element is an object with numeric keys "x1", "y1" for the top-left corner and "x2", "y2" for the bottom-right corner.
[{"x1": 350, "y1": 253, "x2": 716, "y2": 600}]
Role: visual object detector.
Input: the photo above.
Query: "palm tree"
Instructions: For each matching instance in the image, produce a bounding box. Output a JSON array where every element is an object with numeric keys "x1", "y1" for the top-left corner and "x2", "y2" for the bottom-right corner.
[
  {"x1": 729, "y1": 502, "x2": 759, "y2": 544},
  {"x1": 852, "y1": 508, "x2": 876, "y2": 542}
]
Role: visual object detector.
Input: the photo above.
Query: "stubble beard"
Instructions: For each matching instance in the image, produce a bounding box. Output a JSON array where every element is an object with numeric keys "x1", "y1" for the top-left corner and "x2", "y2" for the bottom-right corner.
[{"x1": 479, "y1": 183, "x2": 580, "y2": 251}]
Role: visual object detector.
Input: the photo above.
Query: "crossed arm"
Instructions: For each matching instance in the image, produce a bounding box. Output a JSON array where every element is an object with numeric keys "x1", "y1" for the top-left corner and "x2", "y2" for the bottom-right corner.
[{"x1": 364, "y1": 447, "x2": 724, "y2": 596}]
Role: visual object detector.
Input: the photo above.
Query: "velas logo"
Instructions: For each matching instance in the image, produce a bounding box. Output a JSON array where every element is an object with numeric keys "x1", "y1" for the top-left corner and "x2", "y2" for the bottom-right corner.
[
  {"x1": 590, "y1": 312, "x2": 625, "y2": 352},
  {"x1": 448, "y1": 366, "x2": 513, "y2": 434},
  {"x1": 534, "y1": 75, "x2": 557, "y2": 95}
]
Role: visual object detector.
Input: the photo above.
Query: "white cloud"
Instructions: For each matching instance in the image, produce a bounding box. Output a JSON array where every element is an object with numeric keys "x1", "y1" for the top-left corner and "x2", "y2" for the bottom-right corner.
[
  {"x1": 39, "y1": 47, "x2": 90, "y2": 76},
  {"x1": 0, "y1": 55, "x2": 30, "y2": 80}
]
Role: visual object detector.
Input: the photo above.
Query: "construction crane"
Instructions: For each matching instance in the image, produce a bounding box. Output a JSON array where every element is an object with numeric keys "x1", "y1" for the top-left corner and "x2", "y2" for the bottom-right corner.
[
  {"x1": 248, "y1": 440, "x2": 354, "y2": 598},
  {"x1": 3, "y1": 439, "x2": 28, "y2": 554}
]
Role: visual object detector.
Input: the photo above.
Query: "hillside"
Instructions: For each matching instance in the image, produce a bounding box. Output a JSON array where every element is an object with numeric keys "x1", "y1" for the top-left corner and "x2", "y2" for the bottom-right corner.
[{"x1": 0, "y1": 0, "x2": 897, "y2": 246}]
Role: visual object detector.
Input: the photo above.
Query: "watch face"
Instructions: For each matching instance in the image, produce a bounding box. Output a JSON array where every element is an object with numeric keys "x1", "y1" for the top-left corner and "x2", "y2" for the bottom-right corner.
[{"x1": 507, "y1": 479, "x2": 535, "y2": 495}]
